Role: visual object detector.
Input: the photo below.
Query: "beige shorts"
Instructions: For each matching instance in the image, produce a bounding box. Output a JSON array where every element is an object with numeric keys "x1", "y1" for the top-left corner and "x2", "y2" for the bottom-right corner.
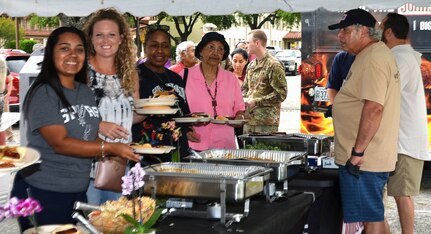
[{"x1": 387, "y1": 154, "x2": 424, "y2": 196}]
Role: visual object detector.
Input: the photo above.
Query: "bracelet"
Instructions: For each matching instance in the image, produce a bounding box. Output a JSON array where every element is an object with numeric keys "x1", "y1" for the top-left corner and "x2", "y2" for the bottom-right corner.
[
  {"x1": 101, "y1": 141, "x2": 105, "y2": 160},
  {"x1": 351, "y1": 147, "x2": 364, "y2": 157}
]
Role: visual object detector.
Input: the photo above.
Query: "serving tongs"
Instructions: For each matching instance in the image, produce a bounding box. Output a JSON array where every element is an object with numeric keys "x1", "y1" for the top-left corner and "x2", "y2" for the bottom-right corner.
[
  {"x1": 74, "y1": 201, "x2": 101, "y2": 211},
  {"x1": 72, "y1": 212, "x2": 101, "y2": 234}
]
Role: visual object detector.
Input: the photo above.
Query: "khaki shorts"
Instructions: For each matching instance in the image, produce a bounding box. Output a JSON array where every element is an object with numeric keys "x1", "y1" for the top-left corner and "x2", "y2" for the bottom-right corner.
[{"x1": 387, "y1": 154, "x2": 424, "y2": 196}]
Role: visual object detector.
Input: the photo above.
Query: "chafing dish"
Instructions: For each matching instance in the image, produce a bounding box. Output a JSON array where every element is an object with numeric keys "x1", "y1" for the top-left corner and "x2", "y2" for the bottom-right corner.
[
  {"x1": 239, "y1": 133, "x2": 333, "y2": 155},
  {"x1": 143, "y1": 162, "x2": 271, "y2": 202},
  {"x1": 188, "y1": 149, "x2": 307, "y2": 182},
  {"x1": 143, "y1": 162, "x2": 271, "y2": 226}
]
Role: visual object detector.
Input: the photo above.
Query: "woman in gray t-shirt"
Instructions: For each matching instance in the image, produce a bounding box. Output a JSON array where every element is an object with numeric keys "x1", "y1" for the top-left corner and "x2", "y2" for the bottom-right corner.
[{"x1": 11, "y1": 26, "x2": 140, "y2": 232}]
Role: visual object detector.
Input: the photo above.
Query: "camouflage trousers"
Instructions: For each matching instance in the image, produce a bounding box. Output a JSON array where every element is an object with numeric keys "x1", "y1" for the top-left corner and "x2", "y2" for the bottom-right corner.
[{"x1": 243, "y1": 125, "x2": 278, "y2": 134}]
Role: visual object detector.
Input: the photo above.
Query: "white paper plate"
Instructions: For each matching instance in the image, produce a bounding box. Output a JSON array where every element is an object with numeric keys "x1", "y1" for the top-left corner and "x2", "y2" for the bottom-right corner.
[
  {"x1": 227, "y1": 119, "x2": 247, "y2": 125},
  {"x1": 0, "y1": 147, "x2": 41, "y2": 174},
  {"x1": 23, "y1": 224, "x2": 83, "y2": 234},
  {"x1": 210, "y1": 119, "x2": 228, "y2": 124},
  {"x1": 132, "y1": 146, "x2": 176, "y2": 154},
  {"x1": 134, "y1": 98, "x2": 178, "y2": 108},
  {"x1": 135, "y1": 108, "x2": 179, "y2": 115},
  {"x1": 172, "y1": 117, "x2": 211, "y2": 123}
]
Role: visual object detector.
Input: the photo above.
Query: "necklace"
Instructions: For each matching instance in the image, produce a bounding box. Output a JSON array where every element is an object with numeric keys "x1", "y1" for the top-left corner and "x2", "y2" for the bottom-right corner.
[{"x1": 204, "y1": 78, "x2": 218, "y2": 117}]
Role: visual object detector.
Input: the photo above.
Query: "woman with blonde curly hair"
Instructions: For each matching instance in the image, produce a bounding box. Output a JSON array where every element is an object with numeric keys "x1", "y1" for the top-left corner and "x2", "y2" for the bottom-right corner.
[{"x1": 82, "y1": 8, "x2": 140, "y2": 204}]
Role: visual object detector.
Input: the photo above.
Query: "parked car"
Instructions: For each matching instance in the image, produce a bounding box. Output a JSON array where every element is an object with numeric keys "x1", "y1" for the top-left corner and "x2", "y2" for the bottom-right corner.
[
  {"x1": 266, "y1": 45, "x2": 282, "y2": 56},
  {"x1": 275, "y1": 50, "x2": 301, "y2": 76},
  {"x1": 0, "y1": 50, "x2": 30, "y2": 112}
]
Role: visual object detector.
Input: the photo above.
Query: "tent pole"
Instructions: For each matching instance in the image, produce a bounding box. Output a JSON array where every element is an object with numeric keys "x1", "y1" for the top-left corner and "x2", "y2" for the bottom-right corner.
[
  {"x1": 135, "y1": 16, "x2": 141, "y2": 58},
  {"x1": 15, "y1": 17, "x2": 20, "y2": 49}
]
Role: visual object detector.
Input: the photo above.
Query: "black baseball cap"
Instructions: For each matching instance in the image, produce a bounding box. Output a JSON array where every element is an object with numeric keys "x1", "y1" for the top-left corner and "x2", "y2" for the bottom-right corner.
[{"x1": 328, "y1": 8, "x2": 377, "y2": 30}]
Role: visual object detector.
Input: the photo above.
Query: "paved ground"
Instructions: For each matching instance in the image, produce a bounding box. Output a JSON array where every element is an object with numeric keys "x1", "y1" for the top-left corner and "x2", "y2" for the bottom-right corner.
[{"x1": 386, "y1": 165, "x2": 431, "y2": 233}]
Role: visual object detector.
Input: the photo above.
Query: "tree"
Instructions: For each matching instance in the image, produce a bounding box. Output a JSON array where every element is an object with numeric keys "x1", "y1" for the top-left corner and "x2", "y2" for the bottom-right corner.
[
  {"x1": 0, "y1": 17, "x2": 25, "y2": 48},
  {"x1": 58, "y1": 14, "x2": 85, "y2": 28},
  {"x1": 202, "y1": 11, "x2": 300, "y2": 30},
  {"x1": 239, "y1": 10, "x2": 301, "y2": 30},
  {"x1": 201, "y1": 15, "x2": 237, "y2": 30},
  {"x1": 154, "y1": 12, "x2": 202, "y2": 45},
  {"x1": 28, "y1": 14, "x2": 60, "y2": 29}
]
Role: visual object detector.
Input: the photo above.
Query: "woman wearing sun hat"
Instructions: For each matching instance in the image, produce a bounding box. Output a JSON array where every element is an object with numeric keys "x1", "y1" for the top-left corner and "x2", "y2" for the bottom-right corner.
[{"x1": 180, "y1": 32, "x2": 245, "y2": 151}]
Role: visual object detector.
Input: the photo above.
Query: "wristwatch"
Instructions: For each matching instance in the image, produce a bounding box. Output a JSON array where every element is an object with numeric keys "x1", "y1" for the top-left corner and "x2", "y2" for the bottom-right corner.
[{"x1": 351, "y1": 147, "x2": 364, "y2": 157}]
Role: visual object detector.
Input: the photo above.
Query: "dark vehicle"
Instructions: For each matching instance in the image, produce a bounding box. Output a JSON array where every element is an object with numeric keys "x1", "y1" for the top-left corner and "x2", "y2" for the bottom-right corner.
[
  {"x1": 0, "y1": 50, "x2": 30, "y2": 112},
  {"x1": 299, "y1": 3, "x2": 431, "y2": 138}
]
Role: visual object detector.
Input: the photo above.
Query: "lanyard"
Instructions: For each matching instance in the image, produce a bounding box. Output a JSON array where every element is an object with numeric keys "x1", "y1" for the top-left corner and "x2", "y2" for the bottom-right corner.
[{"x1": 204, "y1": 79, "x2": 218, "y2": 117}]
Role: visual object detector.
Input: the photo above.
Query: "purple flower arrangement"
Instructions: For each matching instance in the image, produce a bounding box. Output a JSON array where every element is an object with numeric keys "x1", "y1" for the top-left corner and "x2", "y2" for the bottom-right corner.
[
  {"x1": 0, "y1": 197, "x2": 42, "y2": 228},
  {"x1": 122, "y1": 163, "x2": 146, "y2": 196},
  {"x1": 120, "y1": 163, "x2": 163, "y2": 233}
]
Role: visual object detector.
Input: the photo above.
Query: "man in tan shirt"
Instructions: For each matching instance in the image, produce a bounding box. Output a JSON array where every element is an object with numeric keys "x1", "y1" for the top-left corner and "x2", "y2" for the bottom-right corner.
[{"x1": 329, "y1": 9, "x2": 400, "y2": 234}]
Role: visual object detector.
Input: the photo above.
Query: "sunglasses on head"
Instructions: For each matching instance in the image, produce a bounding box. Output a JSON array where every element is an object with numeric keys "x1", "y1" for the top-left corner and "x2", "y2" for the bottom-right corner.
[{"x1": 146, "y1": 24, "x2": 170, "y2": 33}]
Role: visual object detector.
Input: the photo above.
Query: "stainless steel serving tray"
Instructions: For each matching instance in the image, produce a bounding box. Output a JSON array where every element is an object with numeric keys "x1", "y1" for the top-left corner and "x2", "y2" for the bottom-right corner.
[
  {"x1": 188, "y1": 149, "x2": 307, "y2": 182},
  {"x1": 143, "y1": 162, "x2": 271, "y2": 202},
  {"x1": 239, "y1": 133, "x2": 333, "y2": 155}
]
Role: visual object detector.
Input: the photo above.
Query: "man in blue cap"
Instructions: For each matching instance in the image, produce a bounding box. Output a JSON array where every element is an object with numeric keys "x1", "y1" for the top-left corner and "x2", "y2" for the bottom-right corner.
[{"x1": 329, "y1": 8, "x2": 400, "y2": 234}]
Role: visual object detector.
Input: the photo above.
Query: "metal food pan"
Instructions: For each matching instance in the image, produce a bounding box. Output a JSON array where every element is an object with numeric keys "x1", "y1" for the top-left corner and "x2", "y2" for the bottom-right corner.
[
  {"x1": 143, "y1": 162, "x2": 271, "y2": 202},
  {"x1": 239, "y1": 134, "x2": 333, "y2": 155},
  {"x1": 188, "y1": 149, "x2": 307, "y2": 182}
]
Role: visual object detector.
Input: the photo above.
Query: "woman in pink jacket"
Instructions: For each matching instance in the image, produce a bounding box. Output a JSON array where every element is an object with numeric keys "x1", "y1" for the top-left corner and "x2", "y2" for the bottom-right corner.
[{"x1": 181, "y1": 32, "x2": 245, "y2": 151}]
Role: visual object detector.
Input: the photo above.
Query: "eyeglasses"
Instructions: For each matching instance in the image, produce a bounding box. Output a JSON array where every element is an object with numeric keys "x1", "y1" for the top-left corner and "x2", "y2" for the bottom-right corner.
[
  {"x1": 204, "y1": 44, "x2": 225, "y2": 54},
  {"x1": 146, "y1": 24, "x2": 170, "y2": 33}
]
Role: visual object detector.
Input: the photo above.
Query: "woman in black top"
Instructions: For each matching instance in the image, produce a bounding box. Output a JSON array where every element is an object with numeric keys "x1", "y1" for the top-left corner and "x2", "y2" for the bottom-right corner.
[{"x1": 132, "y1": 25, "x2": 197, "y2": 164}]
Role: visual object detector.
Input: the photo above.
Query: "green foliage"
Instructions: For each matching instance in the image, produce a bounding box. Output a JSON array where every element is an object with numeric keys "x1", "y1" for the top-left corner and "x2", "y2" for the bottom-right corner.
[
  {"x1": 5, "y1": 39, "x2": 38, "y2": 53},
  {"x1": 4, "y1": 40, "x2": 16, "y2": 49},
  {"x1": 238, "y1": 11, "x2": 301, "y2": 29},
  {"x1": 122, "y1": 207, "x2": 164, "y2": 234},
  {"x1": 275, "y1": 10, "x2": 301, "y2": 29},
  {"x1": 124, "y1": 13, "x2": 138, "y2": 29},
  {"x1": 20, "y1": 40, "x2": 38, "y2": 53},
  {"x1": 148, "y1": 11, "x2": 299, "y2": 44},
  {"x1": 0, "y1": 17, "x2": 18, "y2": 48},
  {"x1": 245, "y1": 142, "x2": 281, "y2": 151},
  {"x1": 28, "y1": 14, "x2": 59, "y2": 30},
  {"x1": 201, "y1": 15, "x2": 237, "y2": 30}
]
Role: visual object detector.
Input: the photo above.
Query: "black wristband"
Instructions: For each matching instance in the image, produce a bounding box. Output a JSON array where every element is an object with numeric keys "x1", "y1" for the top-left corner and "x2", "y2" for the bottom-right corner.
[{"x1": 351, "y1": 147, "x2": 364, "y2": 157}]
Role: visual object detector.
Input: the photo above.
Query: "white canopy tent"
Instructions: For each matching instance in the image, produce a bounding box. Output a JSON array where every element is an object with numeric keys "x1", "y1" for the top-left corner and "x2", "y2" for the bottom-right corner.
[{"x1": 1, "y1": 0, "x2": 430, "y2": 16}]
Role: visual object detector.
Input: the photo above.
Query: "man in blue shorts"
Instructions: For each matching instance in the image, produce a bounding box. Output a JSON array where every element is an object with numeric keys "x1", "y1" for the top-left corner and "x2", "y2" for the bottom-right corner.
[{"x1": 329, "y1": 9, "x2": 400, "y2": 233}]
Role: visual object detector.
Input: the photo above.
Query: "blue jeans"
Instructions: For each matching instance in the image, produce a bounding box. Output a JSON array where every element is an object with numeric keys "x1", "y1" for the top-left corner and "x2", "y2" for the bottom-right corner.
[{"x1": 86, "y1": 179, "x2": 122, "y2": 205}]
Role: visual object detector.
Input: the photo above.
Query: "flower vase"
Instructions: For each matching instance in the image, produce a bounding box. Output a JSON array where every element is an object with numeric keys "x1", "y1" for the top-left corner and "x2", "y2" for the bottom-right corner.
[
  {"x1": 171, "y1": 141, "x2": 180, "y2": 162},
  {"x1": 168, "y1": 135, "x2": 180, "y2": 162}
]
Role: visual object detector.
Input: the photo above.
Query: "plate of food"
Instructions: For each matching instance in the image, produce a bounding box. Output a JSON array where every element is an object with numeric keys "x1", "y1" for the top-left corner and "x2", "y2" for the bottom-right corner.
[
  {"x1": 0, "y1": 146, "x2": 41, "y2": 173},
  {"x1": 134, "y1": 98, "x2": 178, "y2": 108},
  {"x1": 153, "y1": 90, "x2": 177, "y2": 99},
  {"x1": 131, "y1": 143, "x2": 176, "y2": 154},
  {"x1": 210, "y1": 116, "x2": 229, "y2": 124},
  {"x1": 173, "y1": 116, "x2": 211, "y2": 123},
  {"x1": 227, "y1": 119, "x2": 247, "y2": 125},
  {"x1": 23, "y1": 224, "x2": 84, "y2": 234},
  {"x1": 135, "y1": 108, "x2": 179, "y2": 115}
]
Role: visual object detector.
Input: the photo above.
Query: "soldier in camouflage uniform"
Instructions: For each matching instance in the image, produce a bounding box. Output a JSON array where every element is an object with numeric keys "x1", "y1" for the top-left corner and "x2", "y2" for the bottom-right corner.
[{"x1": 243, "y1": 29, "x2": 287, "y2": 134}]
